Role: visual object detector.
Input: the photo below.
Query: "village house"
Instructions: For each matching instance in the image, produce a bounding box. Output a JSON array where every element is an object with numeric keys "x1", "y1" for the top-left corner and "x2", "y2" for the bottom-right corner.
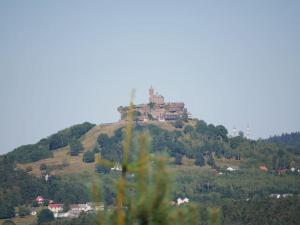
[
  {"x1": 35, "y1": 196, "x2": 45, "y2": 205},
  {"x1": 226, "y1": 167, "x2": 238, "y2": 172},
  {"x1": 48, "y1": 203, "x2": 64, "y2": 213},
  {"x1": 70, "y1": 203, "x2": 92, "y2": 212},
  {"x1": 176, "y1": 197, "x2": 189, "y2": 205}
]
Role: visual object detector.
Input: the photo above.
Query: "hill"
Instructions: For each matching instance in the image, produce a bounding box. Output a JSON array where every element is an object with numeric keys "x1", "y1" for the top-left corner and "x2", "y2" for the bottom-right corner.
[{"x1": 1, "y1": 118, "x2": 300, "y2": 225}]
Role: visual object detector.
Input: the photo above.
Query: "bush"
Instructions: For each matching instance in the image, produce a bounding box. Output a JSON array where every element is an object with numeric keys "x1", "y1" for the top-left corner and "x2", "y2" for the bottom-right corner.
[
  {"x1": 174, "y1": 119, "x2": 184, "y2": 128},
  {"x1": 48, "y1": 122, "x2": 95, "y2": 151},
  {"x1": 70, "y1": 139, "x2": 83, "y2": 156},
  {"x1": 83, "y1": 151, "x2": 95, "y2": 163},
  {"x1": 95, "y1": 164, "x2": 110, "y2": 174},
  {"x1": 0, "y1": 202, "x2": 15, "y2": 219},
  {"x1": 184, "y1": 125, "x2": 194, "y2": 134},
  {"x1": 40, "y1": 163, "x2": 47, "y2": 171},
  {"x1": 18, "y1": 206, "x2": 30, "y2": 218},
  {"x1": 195, "y1": 153, "x2": 205, "y2": 167},
  {"x1": 37, "y1": 209, "x2": 54, "y2": 224},
  {"x1": 175, "y1": 154, "x2": 183, "y2": 165}
]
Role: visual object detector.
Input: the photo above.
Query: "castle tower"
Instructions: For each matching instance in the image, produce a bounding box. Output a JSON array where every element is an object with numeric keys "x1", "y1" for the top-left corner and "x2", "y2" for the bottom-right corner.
[
  {"x1": 149, "y1": 86, "x2": 154, "y2": 102},
  {"x1": 245, "y1": 125, "x2": 251, "y2": 139},
  {"x1": 232, "y1": 127, "x2": 238, "y2": 137}
]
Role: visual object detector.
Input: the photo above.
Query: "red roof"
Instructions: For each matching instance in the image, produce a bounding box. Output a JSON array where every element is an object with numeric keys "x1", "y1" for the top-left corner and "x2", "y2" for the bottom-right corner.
[
  {"x1": 48, "y1": 203, "x2": 63, "y2": 209},
  {"x1": 35, "y1": 196, "x2": 44, "y2": 202}
]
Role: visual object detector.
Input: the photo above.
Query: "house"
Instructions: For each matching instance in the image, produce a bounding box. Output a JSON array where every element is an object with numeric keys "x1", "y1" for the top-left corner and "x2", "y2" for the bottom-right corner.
[
  {"x1": 259, "y1": 165, "x2": 268, "y2": 172},
  {"x1": 177, "y1": 197, "x2": 189, "y2": 205},
  {"x1": 269, "y1": 194, "x2": 281, "y2": 199},
  {"x1": 226, "y1": 167, "x2": 237, "y2": 172},
  {"x1": 70, "y1": 203, "x2": 92, "y2": 212},
  {"x1": 55, "y1": 212, "x2": 69, "y2": 218},
  {"x1": 111, "y1": 161, "x2": 122, "y2": 171},
  {"x1": 35, "y1": 196, "x2": 45, "y2": 205},
  {"x1": 48, "y1": 204, "x2": 64, "y2": 213}
]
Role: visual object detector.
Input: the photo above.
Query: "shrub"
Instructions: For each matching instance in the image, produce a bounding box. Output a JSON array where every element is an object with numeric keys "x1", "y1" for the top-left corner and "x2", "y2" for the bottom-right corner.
[
  {"x1": 37, "y1": 209, "x2": 54, "y2": 224},
  {"x1": 83, "y1": 151, "x2": 95, "y2": 163},
  {"x1": 70, "y1": 139, "x2": 83, "y2": 156},
  {"x1": 18, "y1": 206, "x2": 30, "y2": 218},
  {"x1": 40, "y1": 163, "x2": 47, "y2": 171}
]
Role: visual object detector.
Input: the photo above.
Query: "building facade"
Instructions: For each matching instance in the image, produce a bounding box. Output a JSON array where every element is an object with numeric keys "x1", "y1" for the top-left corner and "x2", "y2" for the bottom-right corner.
[{"x1": 118, "y1": 87, "x2": 190, "y2": 122}]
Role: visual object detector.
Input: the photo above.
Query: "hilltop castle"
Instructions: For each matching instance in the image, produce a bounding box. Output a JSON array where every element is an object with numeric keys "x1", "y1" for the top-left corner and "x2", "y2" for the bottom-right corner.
[{"x1": 118, "y1": 87, "x2": 191, "y2": 122}]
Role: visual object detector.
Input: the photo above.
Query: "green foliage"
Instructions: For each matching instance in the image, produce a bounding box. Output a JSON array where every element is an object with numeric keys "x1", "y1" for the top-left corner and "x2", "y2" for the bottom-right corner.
[
  {"x1": 195, "y1": 152, "x2": 205, "y2": 167},
  {"x1": 37, "y1": 209, "x2": 54, "y2": 224},
  {"x1": 174, "y1": 119, "x2": 184, "y2": 128},
  {"x1": 18, "y1": 206, "x2": 30, "y2": 217},
  {"x1": 70, "y1": 139, "x2": 83, "y2": 156},
  {"x1": 175, "y1": 154, "x2": 183, "y2": 165},
  {"x1": 48, "y1": 122, "x2": 95, "y2": 150},
  {"x1": 0, "y1": 202, "x2": 15, "y2": 219},
  {"x1": 95, "y1": 164, "x2": 110, "y2": 174},
  {"x1": 47, "y1": 177, "x2": 90, "y2": 204},
  {"x1": 222, "y1": 197, "x2": 300, "y2": 225},
  {"x1": 6, "y1": 122, "x2": 94, "y2": 164},
  {"x1": 83, "y1": 151, "x2": 95, "y2": 163},
  {"x1": 7, "y1": 144, "x2": 52, "y2": 164},
  {"x1": 184, "y1": 125, "x2": 194, "y2": 134},
  {"x1": 268, "y1": 132, "x2": 300, "y2": 149},
  {"x1": 96, "y1": 130, "x2": 124, "y2": 162},
  {"x1": 94, "y1": 114, "x2": 201, "y2": 225},
  {"x1": 42, "y1": 213, "x2": 97, "y2": 225}
]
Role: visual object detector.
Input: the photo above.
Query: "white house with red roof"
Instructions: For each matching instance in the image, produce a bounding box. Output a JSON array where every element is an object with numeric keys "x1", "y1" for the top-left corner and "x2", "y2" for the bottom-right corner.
[
  {"x1": 70, "y1": 203, "x2": 92, "y2": 212},
  {"x1": 48, "y1": 204, "x2": 64, "y2": 213},
  {"x1": 35, "y1": 196, "x2": 45, "y2": 205}
]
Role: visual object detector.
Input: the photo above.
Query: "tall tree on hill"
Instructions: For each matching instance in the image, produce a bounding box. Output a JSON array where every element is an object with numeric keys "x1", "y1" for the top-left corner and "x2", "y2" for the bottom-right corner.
[
  {"x1": 175, "y1": 154, "x2": 183, "y2": 165},
  {"x1": 69, "y1": 139, "x2": 83, "y2": 156},
  {"x1": 195, "y1": 152, "x2": 205, "y2": 167}
]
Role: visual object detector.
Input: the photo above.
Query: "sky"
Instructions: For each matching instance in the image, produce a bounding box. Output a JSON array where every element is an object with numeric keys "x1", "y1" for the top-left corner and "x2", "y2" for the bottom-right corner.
[{"x1": 0, "y1": 1, "x2": 299, "y2": 154}]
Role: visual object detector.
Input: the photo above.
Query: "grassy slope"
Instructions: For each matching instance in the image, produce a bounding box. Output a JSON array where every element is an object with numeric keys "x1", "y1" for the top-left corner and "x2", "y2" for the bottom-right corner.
[
  {"x1": 16, "y1": 121, "x2": 179, "y2": 176},
  {"x1": 0, "y1": 215, "x2": 36, "y2": 225}
]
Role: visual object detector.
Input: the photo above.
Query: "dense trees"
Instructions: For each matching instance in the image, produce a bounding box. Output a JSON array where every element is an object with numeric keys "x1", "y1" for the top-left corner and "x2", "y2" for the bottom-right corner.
[
  {"x1": 18, "y1": 206, "x2": 30, "y2": 217},
  {"x1": 48, "y1": 122, "x2": 95, "y2": 150},
  {"x1": 0, "y1": 202, "x2": 15, "y2": 219},
  {"x1": 183, "y1": 125, "x2": 194, "y2": 134},
  {"x1": 96, "y1": 129, "x2": 124, "y2": 162},
  {"x1": 1, "y1": 119, "x2": 300, "y2": 224},
  {"x1": 6, "y1": 144, "x2": 52, "y2": 164},
  {"x1": 268, "y1": 132, "x2": 300, "y2": 149},
  {"x1": 37, "y1": 209, "x2": 54, "y2": 224},
  {"x1": 7, "y1": 122, "x2": 95, "y2": 163},
  {"x1": 194, "y1": 152, "x2": 205, "y2": 167},
  {"x1": 0, "y1": 155, "x2": 90, "y2": 219},
  {"x1": 222, "y1": 197, "x2": 300, "y2": 225}
]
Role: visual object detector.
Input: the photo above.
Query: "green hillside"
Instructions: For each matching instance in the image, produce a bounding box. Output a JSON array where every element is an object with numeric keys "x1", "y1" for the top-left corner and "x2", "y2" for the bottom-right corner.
[{"x1": 1, "y1": 119, "x2": 300, "y2": 225}]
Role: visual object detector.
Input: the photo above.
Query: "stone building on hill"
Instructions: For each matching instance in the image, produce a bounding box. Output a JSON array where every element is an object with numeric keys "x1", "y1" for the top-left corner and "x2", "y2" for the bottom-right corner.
[{"x1": 118, "y1": 87, "x2": 191, "y2": 122}]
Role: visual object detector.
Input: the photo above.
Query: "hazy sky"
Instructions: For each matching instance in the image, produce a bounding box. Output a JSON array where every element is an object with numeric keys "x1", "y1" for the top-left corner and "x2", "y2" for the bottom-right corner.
[{"x1": 0, "y1": 1, "x2": 299, "y2": 154}]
